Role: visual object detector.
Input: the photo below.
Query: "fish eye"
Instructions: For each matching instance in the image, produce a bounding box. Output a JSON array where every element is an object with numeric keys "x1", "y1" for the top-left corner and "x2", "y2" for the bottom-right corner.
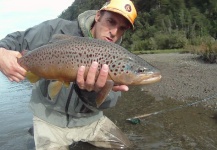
[{"x1": 137, "y1": 67, "x2": 147, "y2": 73}]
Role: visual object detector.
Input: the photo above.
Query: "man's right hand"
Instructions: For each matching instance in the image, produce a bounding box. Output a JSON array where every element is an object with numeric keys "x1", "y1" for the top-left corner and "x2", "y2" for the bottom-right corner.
[{"x1": 0, "y1": 48, "x2": 26, "y2": 82}]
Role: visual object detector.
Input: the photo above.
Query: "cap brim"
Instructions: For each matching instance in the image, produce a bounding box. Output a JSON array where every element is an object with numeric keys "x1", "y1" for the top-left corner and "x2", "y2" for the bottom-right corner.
[{"x1": 100, "y1": 8, "x2": 134, "y2": 29}]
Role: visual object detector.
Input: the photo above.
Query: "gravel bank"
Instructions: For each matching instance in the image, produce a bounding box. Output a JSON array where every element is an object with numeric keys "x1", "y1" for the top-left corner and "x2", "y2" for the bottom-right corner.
[{"x1": 139, "y1": 53, "x2": 217, "y2": 109}]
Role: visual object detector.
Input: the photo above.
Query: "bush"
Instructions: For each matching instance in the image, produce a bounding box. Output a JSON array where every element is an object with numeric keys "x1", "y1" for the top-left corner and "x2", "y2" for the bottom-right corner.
[
  {"x1": 131, "y1": 41, "x2": 146, "y2": 51},
  {"x1": 200, "y1": 42, "x2": 217, "y2": 63},
  {"x1": 153, "y1": 31, "x2": 188, "y2": 49},
  {"x1": 187, "y1": 38, "x2": 217, "y2": 63},
  {"x1": 189, "y1": 36, "x2": 215, "y2": 46},
  {"x1": 131, "y1": 38, "x2": 158, "y2": 51},
  {"x1": 143, "y1": 38, "x2": 158, "y2": 50}
]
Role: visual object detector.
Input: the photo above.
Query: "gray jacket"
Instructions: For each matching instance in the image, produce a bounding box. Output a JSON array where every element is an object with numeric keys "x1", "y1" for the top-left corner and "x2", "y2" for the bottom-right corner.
[{"x1": 0, "y1": 10, "x2": 121, "y2": 127}]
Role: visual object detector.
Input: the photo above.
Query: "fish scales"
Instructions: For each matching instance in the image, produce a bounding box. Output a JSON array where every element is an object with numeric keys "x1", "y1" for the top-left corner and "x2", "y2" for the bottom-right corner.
[{"x1": 18, "y1": 34, "x2": 161, "y2": 85}]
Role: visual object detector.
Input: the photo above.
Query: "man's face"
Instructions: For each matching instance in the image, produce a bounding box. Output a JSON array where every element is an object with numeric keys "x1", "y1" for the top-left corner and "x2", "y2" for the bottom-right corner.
[{"x1": 91, "y1": 11, "x2": 130, "y2": 43}]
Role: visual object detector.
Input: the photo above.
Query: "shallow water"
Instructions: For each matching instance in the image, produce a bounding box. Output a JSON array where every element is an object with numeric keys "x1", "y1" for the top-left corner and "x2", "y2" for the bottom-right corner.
[
  {"x1": 0, "y1": 73, "x2": 34, "y2": 150},
  {"x1": 104, "y1": 86, "x2": 217, "y2": 150},
  {"x1": 0, "y1": 72, "x2": 217, "y2": 150}
]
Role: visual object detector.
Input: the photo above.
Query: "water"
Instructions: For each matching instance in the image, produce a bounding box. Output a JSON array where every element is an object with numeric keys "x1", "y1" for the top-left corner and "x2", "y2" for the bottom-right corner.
[
  {"x1": 104, "y1": 86, "x2": 217, "y2": 150},
  {"x1": 0, "y1": 72, "x2": 34, "y2": 150},
  {"x1": 1, "y1": 72, "x2": 217, "y2": 150}
]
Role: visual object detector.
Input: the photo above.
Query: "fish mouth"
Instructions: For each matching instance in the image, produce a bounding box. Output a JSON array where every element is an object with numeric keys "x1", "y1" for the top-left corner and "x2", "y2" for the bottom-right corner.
[
  {"x1": 142, "y1": 74, "x2": 162, "y2": 84},
  {"x1": 134, "y1": 73, "x2": 162, "y2": 85},
  {"x1": 110, "y1": 72, "x2": 162, "y2": 85}
]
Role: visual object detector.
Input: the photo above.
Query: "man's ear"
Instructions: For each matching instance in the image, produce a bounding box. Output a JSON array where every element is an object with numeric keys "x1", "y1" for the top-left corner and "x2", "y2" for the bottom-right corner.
[{"x1": 95, "y1": 11, "x2": 101, "y2": 22}]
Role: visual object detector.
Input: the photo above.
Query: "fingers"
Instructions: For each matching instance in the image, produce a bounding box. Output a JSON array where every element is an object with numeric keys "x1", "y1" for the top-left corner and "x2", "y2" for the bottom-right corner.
[
  {"x1": 16, "y1": 52, "x2": 23, "y2": 58},
  {"x1": 76, "y1": 66, "x2": 85, "y2": 89},
  {"x1": 0, "y1": 49, "x2": 26, "y2": 82},
  {"x1": 3, "y1": 68, "x2": 26, "y2": 82},
  {"x1": 15, "y1": 52, "x2": 27, "y2": 76},
  {"x1": 12, "y1": 71, "x2": 26, "y2": 81},
  {"x1": 76, "y1": 62, "x2": 128, "y2": 92},
  {"x1": 112, "y1": 85, "x2": 129, "y2": 92},
  {"x1": 7, "y1": 55, "x2": 26, "y2": 82},
  {"x1": 76, "y1": 62, "x2": 109, "y2": 92},
  {"x1": 8, "y1": 76, "x2": 21, "y2": 82},
  {"x1": 85, "y1": 62, "x2": 99, "y2": 91},
  {"x1": 95, "y1": 64, "x2": 109, "y2": 91}
]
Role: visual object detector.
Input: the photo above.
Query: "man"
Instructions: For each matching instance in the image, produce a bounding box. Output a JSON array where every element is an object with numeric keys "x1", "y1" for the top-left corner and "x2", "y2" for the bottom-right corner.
[{"x1": 0, "y1": 0, "x2": 137, "y2": 149}]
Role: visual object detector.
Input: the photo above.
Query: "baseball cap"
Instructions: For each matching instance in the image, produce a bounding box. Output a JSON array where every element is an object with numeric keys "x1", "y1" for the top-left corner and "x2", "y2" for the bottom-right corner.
[{"x1": 100, "y1": 0, "x2": 137, "y2": 29}]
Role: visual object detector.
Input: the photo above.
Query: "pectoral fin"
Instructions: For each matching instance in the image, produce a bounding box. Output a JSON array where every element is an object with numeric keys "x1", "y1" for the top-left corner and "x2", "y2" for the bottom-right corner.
[
  {"x1": 63, "y1": 82, "x2": 70, "y2": 88},
  {"x1": 48, "y1": 81, "x2": 63, "y2": 100},
  {"x1": 96, "y1": 80, "x2": 114, "y2": 108},
  {"x1": 26, "y1": 71, "x2": 40, "y2": 83}
]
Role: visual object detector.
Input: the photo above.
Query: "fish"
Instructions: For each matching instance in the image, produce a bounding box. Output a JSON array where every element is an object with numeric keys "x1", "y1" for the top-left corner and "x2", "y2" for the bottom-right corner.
[{"x1": 18, "y1": 34, "x2": 161, "y2": 107}]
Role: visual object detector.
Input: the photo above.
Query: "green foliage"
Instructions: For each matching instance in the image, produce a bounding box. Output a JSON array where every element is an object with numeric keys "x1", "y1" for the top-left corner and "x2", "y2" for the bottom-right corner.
[
  {"x1": 151, "y1": 30, "x2": 187, "y2": 50},
  {"x1": 59, "y1": 0, "x2": 217, "y2": 52},
  {"x1": 131, "y1": 37, "x2": 157, "y2": 51}
]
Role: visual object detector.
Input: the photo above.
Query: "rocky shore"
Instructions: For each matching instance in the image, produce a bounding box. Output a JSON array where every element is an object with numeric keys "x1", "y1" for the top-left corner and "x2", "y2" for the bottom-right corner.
[{"x1": 139, "y1": 53, "x2": 217, "y2": 109}]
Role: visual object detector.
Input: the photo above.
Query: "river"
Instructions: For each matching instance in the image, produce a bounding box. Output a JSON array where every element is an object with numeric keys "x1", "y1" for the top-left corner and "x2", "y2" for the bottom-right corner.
[{"x1": 0, "y1": 72, "x2": 34, "y2": 150}]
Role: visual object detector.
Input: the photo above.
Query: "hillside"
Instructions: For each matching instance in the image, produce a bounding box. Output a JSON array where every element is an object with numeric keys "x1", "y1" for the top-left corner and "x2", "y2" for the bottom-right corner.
[{"x1": 59, "y1": 0, "x2": 217, "y2": 51}]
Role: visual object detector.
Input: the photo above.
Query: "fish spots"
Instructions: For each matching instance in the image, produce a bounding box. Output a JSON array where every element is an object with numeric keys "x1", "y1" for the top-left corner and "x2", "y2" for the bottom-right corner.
[{"x1": 19, "y1": 36, "x2": 160, "y2": 85}]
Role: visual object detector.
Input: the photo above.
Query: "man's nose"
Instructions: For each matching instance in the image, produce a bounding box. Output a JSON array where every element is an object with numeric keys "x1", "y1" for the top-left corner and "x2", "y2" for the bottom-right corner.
[{"x1": 110, "y1": 27, "x2": 118, "y2": 37}]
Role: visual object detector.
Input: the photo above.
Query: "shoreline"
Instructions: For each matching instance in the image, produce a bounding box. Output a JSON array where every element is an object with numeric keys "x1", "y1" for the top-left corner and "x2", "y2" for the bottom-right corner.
[{"x1": 139, "y1": 53, "x2": 217, "y2": 109}]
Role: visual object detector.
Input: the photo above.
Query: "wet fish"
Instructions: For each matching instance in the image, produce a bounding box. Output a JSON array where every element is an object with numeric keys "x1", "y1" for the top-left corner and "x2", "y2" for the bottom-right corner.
[{"x1": 18, "y1": 34, "x2": 161, "y2": 106}]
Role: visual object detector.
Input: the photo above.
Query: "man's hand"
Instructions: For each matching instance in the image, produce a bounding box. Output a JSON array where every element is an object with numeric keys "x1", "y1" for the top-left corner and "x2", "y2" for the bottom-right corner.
[
  {"x1": 0, "y1": 48, "x2": 26, "y2": 82},
  {"x1": 76, "y1": 61, "x2": 129, "y2": 92}
]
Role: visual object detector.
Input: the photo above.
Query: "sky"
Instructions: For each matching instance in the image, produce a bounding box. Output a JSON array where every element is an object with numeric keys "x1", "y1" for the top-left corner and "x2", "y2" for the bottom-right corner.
[{"x1": 0, "y1": 0, "x2": 74, "y2": 39}]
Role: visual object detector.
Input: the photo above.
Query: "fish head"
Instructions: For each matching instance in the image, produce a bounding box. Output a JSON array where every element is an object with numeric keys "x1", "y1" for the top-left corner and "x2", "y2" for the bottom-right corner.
[{"x1": 108, "y1": 56, "x2": 162, "y2": 85}]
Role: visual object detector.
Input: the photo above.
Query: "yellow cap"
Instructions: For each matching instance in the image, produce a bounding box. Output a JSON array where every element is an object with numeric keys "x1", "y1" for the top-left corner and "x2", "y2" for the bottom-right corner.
[{"x1": 100, "y1": 0, "x2": 137, "y2": 29}]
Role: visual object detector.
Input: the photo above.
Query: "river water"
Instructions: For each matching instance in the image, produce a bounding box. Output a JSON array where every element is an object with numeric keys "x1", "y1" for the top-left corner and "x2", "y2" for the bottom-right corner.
[
  {"x1": 0, "y1": 72, "x2": 34, "y2": 150},
  {"x1": 1, "y1": 72, "x2": 217, "y2": 150}
]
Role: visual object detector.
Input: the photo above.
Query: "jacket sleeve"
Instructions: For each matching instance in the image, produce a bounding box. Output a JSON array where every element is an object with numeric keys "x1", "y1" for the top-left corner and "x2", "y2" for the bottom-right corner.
[
  {"x1": 0, "y1": 18, "x2": 121, "y2": 110},
  {"x1": 73, "y1": 83, "x2": 121, "y2": 110},
  {"x1": 0, "y1": 18, "x2": 74, "y2": 51}
]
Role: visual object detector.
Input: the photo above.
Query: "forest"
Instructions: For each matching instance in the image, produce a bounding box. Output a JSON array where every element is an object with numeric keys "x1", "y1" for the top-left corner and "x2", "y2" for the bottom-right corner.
[{"x1": 59, "y1": 0, "x2": 217, "y2": 53}]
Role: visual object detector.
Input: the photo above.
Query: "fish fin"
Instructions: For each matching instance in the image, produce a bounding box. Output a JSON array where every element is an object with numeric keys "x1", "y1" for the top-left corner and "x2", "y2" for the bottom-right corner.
[
  {"x1": 26, "y1": 71, "x2": 41, "y2": 83},
  {"x1": 48, "y1": 81, "x2": 63, "y2": 100},
  {"x1": 49, "y1": 34, "x2": 73, "y2": 43},
  {"x1": 63, "y1": 82, "x2": 70, "y2": 88},
  {"x1": 96, "y1": 80, "x2": 114, "y2": 108}
]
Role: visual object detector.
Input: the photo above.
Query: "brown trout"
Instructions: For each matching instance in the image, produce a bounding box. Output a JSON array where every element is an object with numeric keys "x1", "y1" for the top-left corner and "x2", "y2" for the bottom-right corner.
[{"x1": 18, "y1": 34, "x2": 161, "y2": 106}]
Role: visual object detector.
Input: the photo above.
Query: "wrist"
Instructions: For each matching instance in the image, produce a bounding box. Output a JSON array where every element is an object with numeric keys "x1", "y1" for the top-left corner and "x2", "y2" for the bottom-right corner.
[{"x1": 0, "y1": 48, "x2": 4, "y2": 70}]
